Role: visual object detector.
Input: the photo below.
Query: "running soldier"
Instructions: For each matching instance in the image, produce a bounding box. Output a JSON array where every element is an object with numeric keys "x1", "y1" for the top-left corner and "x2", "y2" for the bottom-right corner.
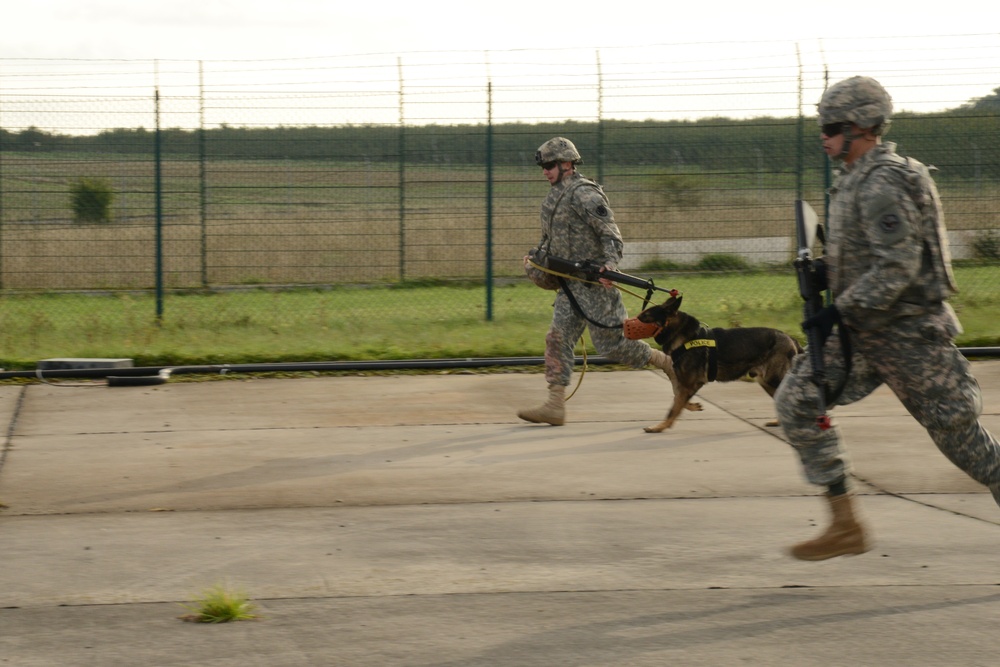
[
  {"x1": 775, "y1": 76, "x2": 1000, "y2": 560},
  {"x1": 518, "y1": 137, "x2": 672, "y2": 425}
]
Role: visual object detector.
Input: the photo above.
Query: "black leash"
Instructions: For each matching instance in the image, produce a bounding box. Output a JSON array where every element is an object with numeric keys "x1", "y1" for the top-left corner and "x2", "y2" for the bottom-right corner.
[{"x1": 557, "y1": 277, "x2": 621, "y2": 329}]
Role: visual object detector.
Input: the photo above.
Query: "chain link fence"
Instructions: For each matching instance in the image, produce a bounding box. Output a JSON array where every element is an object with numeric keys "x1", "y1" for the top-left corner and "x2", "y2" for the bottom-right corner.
[{"x1": 1, "y1": 37, "x2": 999, "y2": 357}]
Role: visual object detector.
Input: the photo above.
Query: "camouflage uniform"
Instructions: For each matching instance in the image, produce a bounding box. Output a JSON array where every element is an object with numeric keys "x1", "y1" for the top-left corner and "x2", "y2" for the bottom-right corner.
[
  {"x1": 537, "y1": 171, "x2": 655, "y2": 386},
  {"x1": 775, "y1": 141, "x2": 1000, "y2": 506}
]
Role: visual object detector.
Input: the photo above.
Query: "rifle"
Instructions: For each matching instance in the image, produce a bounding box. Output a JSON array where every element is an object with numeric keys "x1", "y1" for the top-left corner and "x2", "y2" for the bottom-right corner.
[
  {"x1": 794, "y1": 200, "x2": 832, "y2": 431},
  {"x1": 543, "y1": 254, "x2": 674, "y2": 306}
]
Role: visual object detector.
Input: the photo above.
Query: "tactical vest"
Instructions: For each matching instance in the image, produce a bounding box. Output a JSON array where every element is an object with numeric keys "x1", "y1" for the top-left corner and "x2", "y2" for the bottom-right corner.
[
  {"x1": 854, "y1": 149, "x2": 958, "y2": 305},
  {"x1": 539, "y1": 175, "x2": 611, "y2": 260}
]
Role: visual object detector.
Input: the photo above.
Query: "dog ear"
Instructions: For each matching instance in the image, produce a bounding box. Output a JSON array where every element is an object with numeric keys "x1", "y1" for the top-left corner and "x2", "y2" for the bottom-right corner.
[{"x1": 664, "y1": 295, "x2": 682, "y2": 314}]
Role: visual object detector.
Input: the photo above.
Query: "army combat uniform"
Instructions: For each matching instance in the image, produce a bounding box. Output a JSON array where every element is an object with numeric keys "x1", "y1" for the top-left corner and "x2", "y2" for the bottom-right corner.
[
  {"x1": 519, "y1": 136, "x2": 671, "y2": 426},
  {"x1": 775, "y1": 142, "x2": 1000, "y2": 507},
  {"x1": 535, "y1": 172, "x2": 656, "y2": 386}
]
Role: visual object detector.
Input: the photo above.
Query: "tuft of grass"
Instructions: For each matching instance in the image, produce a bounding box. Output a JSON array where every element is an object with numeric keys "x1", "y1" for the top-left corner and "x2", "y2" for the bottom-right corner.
[{"x1": 178, "y1": 583, "x2": 259, "y2": 623}]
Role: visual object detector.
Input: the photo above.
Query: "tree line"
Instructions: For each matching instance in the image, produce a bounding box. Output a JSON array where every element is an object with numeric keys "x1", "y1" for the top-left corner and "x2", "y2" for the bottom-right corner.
[{"x1": 2, "y1": 109, "x2": 998, "y2": 179}]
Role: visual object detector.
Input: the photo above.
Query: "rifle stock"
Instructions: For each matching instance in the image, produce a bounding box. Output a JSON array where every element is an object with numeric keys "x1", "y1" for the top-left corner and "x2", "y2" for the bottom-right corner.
[{"x1": 794, "y1": 200, "x2": 832, "y2": 431}]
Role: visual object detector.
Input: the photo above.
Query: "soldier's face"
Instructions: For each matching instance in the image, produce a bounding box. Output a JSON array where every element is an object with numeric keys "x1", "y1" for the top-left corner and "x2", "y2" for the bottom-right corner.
[
  {"x1": 542, "y1": 161, "x2": 570, "y2": 185},
  {"x1": 821, "y1": 127, "x2": 846, "y2": 160}
]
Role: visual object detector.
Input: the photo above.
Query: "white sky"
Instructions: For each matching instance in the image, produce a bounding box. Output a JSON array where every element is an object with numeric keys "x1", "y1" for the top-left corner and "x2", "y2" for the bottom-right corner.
[
  {"x1": 2, "y1": 0, "x2": 999, "y2": 130},
  {"x1": 2, "y1": 0, "x2": 991, "y2": 62}
]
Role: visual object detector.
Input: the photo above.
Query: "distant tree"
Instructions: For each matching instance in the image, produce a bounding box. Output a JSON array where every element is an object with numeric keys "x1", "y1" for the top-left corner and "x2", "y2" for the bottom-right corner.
[
  {"x1": 70, "y1": 178, "x2": 114, "y2": 224},
  {"x1": 958, "y1": 87, "x2": 1000, "y2": 111}
]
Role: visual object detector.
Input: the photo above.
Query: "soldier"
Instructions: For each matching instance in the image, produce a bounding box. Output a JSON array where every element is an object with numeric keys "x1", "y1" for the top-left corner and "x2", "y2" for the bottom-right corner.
[
  {"x1": 774, "y1": 76, "x2": 1000, "y2": 560},
  {"x1": 518, "y1": 137, "x2": 673, "y2": 425}
]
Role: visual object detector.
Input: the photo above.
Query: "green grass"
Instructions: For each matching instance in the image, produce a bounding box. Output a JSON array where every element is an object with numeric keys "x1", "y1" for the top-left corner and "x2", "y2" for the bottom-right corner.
[
  {"x1": 179, "y1": 583, "x2": 258, "y2": 623},
  {"x1": 1, "y1": 266, "x2": 998, "y2": 370}
]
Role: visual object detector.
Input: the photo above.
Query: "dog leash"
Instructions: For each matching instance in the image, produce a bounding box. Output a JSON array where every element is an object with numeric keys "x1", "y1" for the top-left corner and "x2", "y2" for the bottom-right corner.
[
  {"x1": 526, "y1": 258, "x2": 670, "y2": 401},
  {"x1": 525, "y1": 257, "x2": 660, "y2": 306}
]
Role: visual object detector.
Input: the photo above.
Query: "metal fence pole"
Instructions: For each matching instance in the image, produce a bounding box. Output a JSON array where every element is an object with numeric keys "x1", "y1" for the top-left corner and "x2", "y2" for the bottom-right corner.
[
  {"x1": 0, "y1": 72, "x2": 4, "y2": 289},
  {"x1": 198, "y1": 61, "x2": 208, "y2": 288},
  {"x1": 154, "y1": 83, "x2": 164, "y2": 321},
  {"x1": 795, "y1": 44, "x2": 804, "y2": 201},
  {"x1": 596, "y1": 50, "x2": 604, "y2": 184},
  {"x1": 485, "y1": 81, "x2": 494, "y2": 321},
  {"x1": 397, "y1": 57, "x2": 406, "y2": 282}
]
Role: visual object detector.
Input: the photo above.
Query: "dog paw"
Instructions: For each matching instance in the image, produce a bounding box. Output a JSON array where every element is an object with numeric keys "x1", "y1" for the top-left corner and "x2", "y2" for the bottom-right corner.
[
  {"x1": 643, "y1": 425, "x2": 666, "y2": 433},
  {"x1": 685, "y1": 402, "x2": 703, "y2": 412}
]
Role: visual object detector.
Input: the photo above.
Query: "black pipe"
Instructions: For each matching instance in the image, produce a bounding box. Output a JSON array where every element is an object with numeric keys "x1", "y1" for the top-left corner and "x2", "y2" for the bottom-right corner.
[
  {"x1": 2, "y1": 348, "x2": 999, "y2": 385},
  {"x1": 0, "y1": 356, "x2": 618, "y2": 384}
]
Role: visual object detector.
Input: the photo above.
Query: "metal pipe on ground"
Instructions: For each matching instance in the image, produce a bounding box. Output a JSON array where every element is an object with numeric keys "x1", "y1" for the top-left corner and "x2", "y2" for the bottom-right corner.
[{"x1": 1, "y1": 348, "x2": 998, "y2": 386}]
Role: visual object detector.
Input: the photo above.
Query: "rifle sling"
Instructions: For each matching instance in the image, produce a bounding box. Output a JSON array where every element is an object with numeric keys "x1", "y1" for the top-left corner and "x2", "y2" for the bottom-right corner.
[
  {"x1": 825, "y1": 325, "x2": 852, "y2": 405},
  {"x1": 557, "y1": 277, "x2": 621, "y2": 330}
]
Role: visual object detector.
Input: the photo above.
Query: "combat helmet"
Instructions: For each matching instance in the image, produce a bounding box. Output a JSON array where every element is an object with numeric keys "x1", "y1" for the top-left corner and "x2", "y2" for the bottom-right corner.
[
  {"x1": 535, "y1": 137, "x2": 582, "y2": 165},
  {"x1": 818, "y1": 76, "x2": 893, "y2": 135}
]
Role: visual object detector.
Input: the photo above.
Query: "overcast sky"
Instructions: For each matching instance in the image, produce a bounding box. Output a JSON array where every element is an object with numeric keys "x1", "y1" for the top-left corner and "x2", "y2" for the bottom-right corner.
[
  {"x1": 3, "y1": 0, "x2": 998, "y2": 132},
  {"x1": 4, "y1": 0, "x2": 995, "y2": 61}
]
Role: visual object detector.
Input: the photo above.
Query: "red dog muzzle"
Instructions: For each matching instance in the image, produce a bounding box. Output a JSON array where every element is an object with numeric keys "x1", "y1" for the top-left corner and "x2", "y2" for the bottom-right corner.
[{"x1": 623, "y1": 317, "x2": 663, "y2": 340}]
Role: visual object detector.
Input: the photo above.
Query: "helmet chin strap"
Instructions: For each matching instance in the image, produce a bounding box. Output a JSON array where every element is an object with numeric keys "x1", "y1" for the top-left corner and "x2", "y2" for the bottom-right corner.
[
  {"x1": 556, "y1": 162, "x2": 571, "y2": 181},
  {"x1": 837, "y1": 123, "x2": 856, "y2": 160}
]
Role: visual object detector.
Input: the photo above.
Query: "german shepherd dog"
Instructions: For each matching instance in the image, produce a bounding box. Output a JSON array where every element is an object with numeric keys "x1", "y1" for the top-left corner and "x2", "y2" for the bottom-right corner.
[{"x1": 636, "y1": 295, "x2": 803, "y2": 433}]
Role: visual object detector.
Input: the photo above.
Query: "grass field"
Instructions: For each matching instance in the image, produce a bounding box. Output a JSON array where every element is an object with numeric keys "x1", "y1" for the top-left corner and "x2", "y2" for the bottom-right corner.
[
  {"x1": 2, "y1": 152, "x2": 998, "y2": 369},
  {"x1": 1, "y1": 267, "x2": 998, "y2": 371},
  {"x1": 3, "y1": 152, "x2": 998, "y2": 289}
]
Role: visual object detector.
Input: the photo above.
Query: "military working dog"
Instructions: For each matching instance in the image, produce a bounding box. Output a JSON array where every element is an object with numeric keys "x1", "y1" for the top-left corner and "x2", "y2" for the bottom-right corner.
[{"x1": 635, "y1": 294, "x2": 803, "y2": 433}]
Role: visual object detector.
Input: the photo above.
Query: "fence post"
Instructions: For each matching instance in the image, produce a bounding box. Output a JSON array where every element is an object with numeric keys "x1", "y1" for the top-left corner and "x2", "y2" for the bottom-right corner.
[
  {"x1": 795, "y1": 44, "x2": 804, "y2": 201},
  {"x1": 397, "y1": 57, "x2": 406, "y2": 282},
  {"x1": 198, "y1": 61, "x2": 208, "y2": 288},
  {"x1": 154, "y1": 83, "x2": 164, "y2": 322},
  {"x1": 485, "y1": 81, "x2": 494, "y2": 321},
  {"x1": 596, "y1": 50, "x2": 604, "y2": 184},
  {"x1": 0, "y1": 75, "x2": 4, "y2": 289}
]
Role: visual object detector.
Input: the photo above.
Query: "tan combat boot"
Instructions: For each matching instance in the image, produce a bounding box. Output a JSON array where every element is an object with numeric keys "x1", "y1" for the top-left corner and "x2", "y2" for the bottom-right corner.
[
  {"x1": 647, "y1": 349, "x2": 673, "y2": 375},
  {"x1": 790, "y1": 492, "x2": 872, "y2": 561},
  {"x1": 517, "y1": 383, "x2": 566, "y2": 426}
]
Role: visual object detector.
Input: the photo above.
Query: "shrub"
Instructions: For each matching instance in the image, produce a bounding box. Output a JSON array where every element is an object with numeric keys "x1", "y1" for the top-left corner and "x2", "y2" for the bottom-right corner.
[
  {"x1": 971, "y1": 229, "x2": 1000, "y2": 261},
  {"x1": 70, "y1": 178, "x2": 114, "y2": 224},
  {"x1": 653, "y1": 174, "x2": 702, "y2": 208},
  {"x1": 694, "y1": 253, "x2": 752, "y2": 271},
  {"x1": 638, "y1": 258, "x2": 683, "y2": 272}
]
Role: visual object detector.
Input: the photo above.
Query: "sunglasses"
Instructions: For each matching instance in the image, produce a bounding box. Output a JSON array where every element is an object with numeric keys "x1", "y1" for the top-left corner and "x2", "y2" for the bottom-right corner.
[
  {"x1": 540, "y1": 161, "x2": 559, "y2": 170},
  {"x1": 822, "y1": 122, "x2": 844, "y2": 137}
]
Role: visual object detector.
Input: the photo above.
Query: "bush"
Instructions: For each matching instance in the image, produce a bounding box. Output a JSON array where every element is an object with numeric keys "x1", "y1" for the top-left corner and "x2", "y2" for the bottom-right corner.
[
  {"x1": 694, "y1": 253, "x2": 752, "y2": 271},
  {"x1": 70, "y1": 178, "x2": 114, "y2": 224},
  {"x1": 653, "y1": 174, "x2": 703, "y2": 208},
  {"x1": 638, "y1": 258, "x2": 683, "y2": 272},
  {"x1": 972, "y1": 230, "x2": 1000, "y2": 261}
]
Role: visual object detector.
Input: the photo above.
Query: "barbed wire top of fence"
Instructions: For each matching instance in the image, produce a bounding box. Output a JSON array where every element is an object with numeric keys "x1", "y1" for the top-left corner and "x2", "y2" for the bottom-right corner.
[{"x1": 3, "y1": 34, "x2": 1000, "y2": 134}]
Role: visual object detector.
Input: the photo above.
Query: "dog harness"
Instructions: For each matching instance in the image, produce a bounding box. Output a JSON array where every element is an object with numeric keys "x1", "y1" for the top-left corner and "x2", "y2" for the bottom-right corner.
[{"x1": 670, "y1": 328, "x2": 719, "y2": 382}]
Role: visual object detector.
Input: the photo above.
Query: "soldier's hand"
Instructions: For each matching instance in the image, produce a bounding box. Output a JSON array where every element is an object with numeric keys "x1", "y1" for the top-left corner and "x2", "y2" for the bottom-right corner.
[
  {"x1": 598, "y1": 264, "x2": 615, "y2": 288},
  {"x1": 802, "y1": 305, "x2": 840, "y2": 347},
  {"x1": 812, "y1": 257, "x2": 829, "y2": 292}
]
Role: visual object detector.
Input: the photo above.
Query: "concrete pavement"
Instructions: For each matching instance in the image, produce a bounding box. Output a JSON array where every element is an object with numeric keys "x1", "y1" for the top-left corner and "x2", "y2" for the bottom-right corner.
[{"x1": 2, "y1": 363, "x2": 999, "y2": 666}]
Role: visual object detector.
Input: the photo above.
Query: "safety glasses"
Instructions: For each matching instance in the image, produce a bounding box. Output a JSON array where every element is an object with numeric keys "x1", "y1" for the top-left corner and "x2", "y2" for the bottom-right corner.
[{"x1": 821, "y1": 123, "x2": 845, "y2": 137}]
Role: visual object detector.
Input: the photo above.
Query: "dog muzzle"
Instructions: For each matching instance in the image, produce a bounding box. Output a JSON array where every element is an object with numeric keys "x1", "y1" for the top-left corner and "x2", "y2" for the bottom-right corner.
[{"x1": 623, "y1": 317, "x2": 662, "y2": 340}]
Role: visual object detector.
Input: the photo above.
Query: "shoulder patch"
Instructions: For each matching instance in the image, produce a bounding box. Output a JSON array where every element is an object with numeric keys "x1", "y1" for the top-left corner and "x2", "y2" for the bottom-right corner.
[
  {"x1": 879, "y1": 212, "x2": 901, "y2": 232},
  {"x1": 595, "y1": 204, "x2": 608, "y2": 217}
]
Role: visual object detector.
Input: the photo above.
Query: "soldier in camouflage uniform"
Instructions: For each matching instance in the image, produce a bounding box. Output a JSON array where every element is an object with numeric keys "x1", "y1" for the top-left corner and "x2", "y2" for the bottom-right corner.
[
  {"x1": 518, "y1": 137, "x2": 673, "y2": 425},
  {"x1": 774, "y1": 76, "x2": 1000, "y2": 560}
]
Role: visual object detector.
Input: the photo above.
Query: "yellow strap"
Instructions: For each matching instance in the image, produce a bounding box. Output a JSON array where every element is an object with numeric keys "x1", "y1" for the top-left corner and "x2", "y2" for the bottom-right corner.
[{"x1": 684, "y1": 338, "x2": 717, "y2": 350}]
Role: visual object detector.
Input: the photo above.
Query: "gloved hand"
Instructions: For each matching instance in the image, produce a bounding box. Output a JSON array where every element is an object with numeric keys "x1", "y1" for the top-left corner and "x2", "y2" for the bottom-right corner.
[
  {"x1": 802, "y1": 305, "x2": 840, "y2": 348},
  {"x1": 811, "y1": 257, "x2": 828, "y2": 292}
]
